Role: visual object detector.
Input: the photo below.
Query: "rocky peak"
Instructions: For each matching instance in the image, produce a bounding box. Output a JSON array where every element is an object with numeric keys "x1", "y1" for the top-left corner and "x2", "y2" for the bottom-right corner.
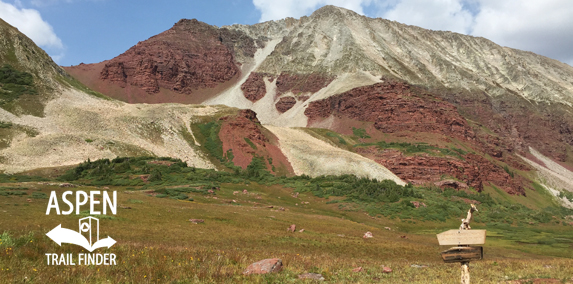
[{"x1": 310, "y1": 5, "x2": 355, "y2": 19}]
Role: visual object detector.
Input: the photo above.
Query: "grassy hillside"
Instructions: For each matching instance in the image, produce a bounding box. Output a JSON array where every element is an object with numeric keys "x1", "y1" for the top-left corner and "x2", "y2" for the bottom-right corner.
[{"x1": 0, "y1": 158, "x2": 572, "y2": 283}]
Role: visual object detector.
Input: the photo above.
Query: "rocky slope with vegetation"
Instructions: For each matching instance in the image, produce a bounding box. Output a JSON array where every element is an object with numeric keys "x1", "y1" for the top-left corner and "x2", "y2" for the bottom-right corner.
[
  {"x1": 4, "y1": 5, "x2": 573, "y2": 205},
  {"x1": 0, "y1": 17, "x2": 405, "y2": 185}
]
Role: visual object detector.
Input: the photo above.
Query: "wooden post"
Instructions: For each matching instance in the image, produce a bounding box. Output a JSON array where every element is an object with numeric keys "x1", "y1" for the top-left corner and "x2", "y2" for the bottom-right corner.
[
  {"x1": 437, "y1": 204, "x2": 483, "y2": 284},
  {"x1": 459, "y1": 204, "x2": 478, "y2": 230},
  {"x1": 459, "y1": 204, "x2": 477, "y2": 284},
  {"x1": 461, "y1": 261, "x2": 470, "y2": 284}
]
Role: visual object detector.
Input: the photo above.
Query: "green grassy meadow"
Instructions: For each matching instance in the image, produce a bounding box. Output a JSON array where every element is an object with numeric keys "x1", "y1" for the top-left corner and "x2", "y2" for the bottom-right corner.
[{"x1": 0, "y1": 158, "x2": 572, "y2": 283}]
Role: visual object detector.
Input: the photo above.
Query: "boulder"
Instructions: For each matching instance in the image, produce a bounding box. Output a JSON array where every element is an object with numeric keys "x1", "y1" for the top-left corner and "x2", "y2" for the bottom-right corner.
[{"x1": 243, "y1": 258, "x2": 283, "y2": 275}]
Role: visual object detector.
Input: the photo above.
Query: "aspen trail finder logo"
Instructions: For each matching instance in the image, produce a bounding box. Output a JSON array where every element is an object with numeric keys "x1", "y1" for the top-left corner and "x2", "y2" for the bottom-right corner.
[
  {"x1": 44, "y1": 190, "x2": 118, "y2": 266},
  {"x1": 46, "y1": 217, "x2": 116, "y2": 252}
]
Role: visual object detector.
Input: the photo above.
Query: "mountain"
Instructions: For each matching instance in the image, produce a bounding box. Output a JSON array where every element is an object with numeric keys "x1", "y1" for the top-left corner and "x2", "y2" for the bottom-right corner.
[
  {"x1": 61, "y1": 6, "x2": 573, "y2": 205},
  {"x1": 0, "y1": 17, "x2": 404, "y2": 185}
]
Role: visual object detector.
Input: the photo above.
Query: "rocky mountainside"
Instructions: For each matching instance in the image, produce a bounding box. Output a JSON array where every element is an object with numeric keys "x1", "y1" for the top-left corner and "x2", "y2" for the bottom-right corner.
[
  {"x1": 4, "y1": 6, "x2": 573, "y2": 206},
  {"x1": 0, "y1": 18, "x2": 405, "y2": 185},
  {"x1": 65, "y1": 6, "x2": 573, "y2": 162},
  {"x1": 61, "y1": 6, "x2": 573, "y2": 203}
]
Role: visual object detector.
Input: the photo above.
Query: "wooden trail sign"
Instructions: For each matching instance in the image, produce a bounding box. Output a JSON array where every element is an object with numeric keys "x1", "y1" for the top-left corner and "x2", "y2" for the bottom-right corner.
[
  {"x1": 441, "y1": 246, "x2": 483, "y2": 263},
  {"x1": 436, "y1": 204, "x2": 484, "y2": 284},
  {"x1": 436, "y1": 229, "x2": 486, "y2": 246}
]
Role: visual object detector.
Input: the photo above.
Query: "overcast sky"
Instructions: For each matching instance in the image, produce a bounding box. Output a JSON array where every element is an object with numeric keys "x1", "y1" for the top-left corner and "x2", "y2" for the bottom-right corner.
[{"x1": 1, "y1": 0, "x2": 572, "y2": 66}]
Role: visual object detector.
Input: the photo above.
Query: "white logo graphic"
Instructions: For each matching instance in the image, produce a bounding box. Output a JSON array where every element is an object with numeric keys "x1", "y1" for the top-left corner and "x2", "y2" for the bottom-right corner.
[{"x1": 46, "y1": 217, "x2": 116, "y2": 252}]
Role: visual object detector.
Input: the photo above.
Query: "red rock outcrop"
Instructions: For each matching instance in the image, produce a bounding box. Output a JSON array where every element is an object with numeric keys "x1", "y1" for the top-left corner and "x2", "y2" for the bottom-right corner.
[
  {"x1": 276, "y1": 72, "x2": 334, "y2": 95},
  {"x1": 66, "y1": 19, "x2": 262, "y2": 104},
  {"x1": 241, "y1": 72, "x2": 268, "y2": 102},
  {"x1": 437, "y1": 88, "x2": 573, "y2": 162},
  {"x1": 275, "y1": 96, "x2": 297, "y2": 113},
  {"x1": 99, "y1": 19, "x2": 244, "y2": 95},
  {"x1": 358, "y1": 147, "x2": 525, "y2": 195},
  {"x1": 305, "y1": 82, "x2": 476, "y2": 141},
  {"x1": 218, "y1": 110, "x2": 294, "y2": 174}
]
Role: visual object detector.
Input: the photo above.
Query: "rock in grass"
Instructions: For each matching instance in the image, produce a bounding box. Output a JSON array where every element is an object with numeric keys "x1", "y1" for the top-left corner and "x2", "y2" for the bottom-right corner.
[
  {"x1": 352, "y1": 267, "x2": 363, "y2": 273},
  {"x1": 243, "y1": 258, "x2": 283, "y2": 275},
  {"x1": 189, "y1": 219, "x2": 204, "y2": 224},
  {"x1": 287, "y1": 224, "x2": 296, "y2": 232},
  {"x1": 363, "y1": 231, "x2": 373, "y2": 238},
  {"x1": 298, "y1": 273, "x2": 325, "y2": 281},
  {"x1": 382, "y1": 266, "x2": 392, "y2": 273}
]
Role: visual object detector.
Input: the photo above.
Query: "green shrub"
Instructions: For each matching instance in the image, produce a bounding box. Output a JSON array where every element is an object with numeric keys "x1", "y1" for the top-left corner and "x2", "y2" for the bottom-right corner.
[
  {"x1": 0, "y1": 121, "x2": 12, "y2": 128},
  {"x1": 0, "y1": 190, "x2": 26, "y2": 196},
  {"x1": 31, "y1": 192, "x2": 48, "y2": 199},
  {"x1": 197, "y1": 121, "x2": 224, "y2": 162},
  {"x1": 326, "y1": 132, "x2": 347, "y2": 144},
  {"x1": 246, "y1": 156, "x2": 268, "y2": 178},
  {"x1": 148, "y1": 169, "x2": 162, "y2": 182},
  {"x1": 0, "y1": 64, "x2": 37, "y2": 105},
  {"x1": 169, "y1": 193, "x2": 189, "y2": 200},
  {"x1": 244, "y1": 138, "x2": 257, "y2": 150},
  {"x1": 0, "y1": 231, "x2": 15, "y2": 247},
  {"x1": 352, "y1": 127, "x2": 370, "y2": 138}
]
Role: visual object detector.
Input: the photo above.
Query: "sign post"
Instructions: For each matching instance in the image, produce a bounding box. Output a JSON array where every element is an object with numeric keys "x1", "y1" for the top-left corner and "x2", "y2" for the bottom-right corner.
[{"x1": 436, "y1": 204, "x2": 484, "y2": 284}]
